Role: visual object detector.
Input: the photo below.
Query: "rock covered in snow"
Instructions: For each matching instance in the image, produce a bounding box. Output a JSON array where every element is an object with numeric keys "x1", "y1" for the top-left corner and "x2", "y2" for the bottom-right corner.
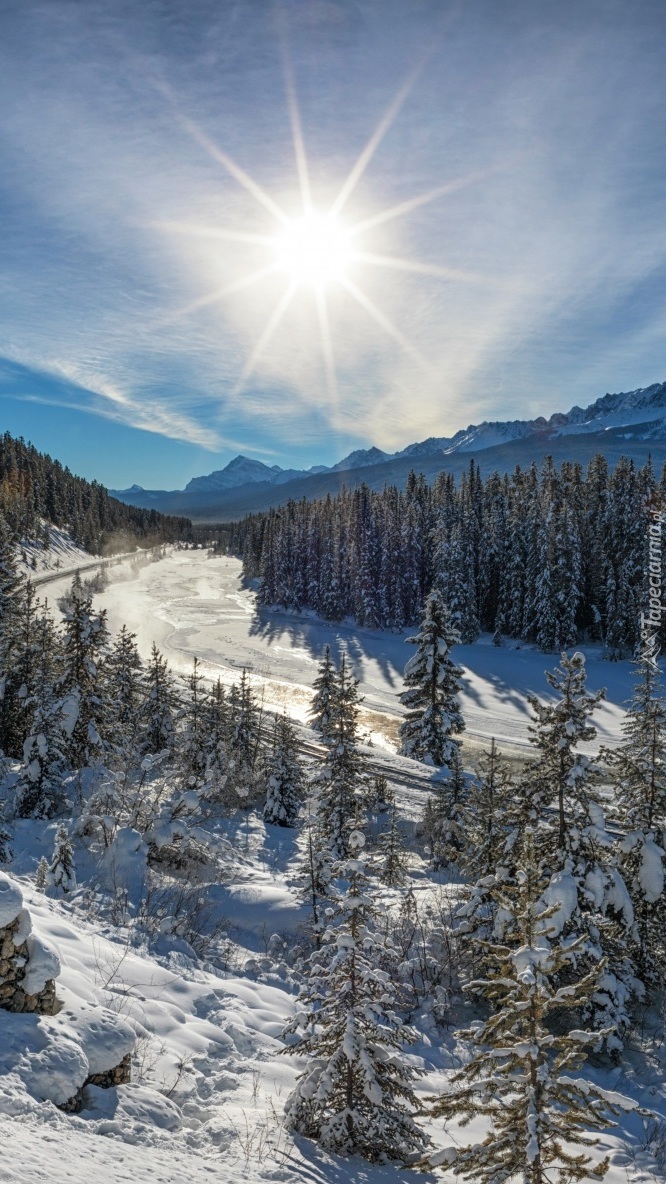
[
  {"x1": 0, "y1": 873, "x2": 60, "y2": 1016},
  {"x1": 0, "y1": 873, "x2": 24, "y2": 928}
]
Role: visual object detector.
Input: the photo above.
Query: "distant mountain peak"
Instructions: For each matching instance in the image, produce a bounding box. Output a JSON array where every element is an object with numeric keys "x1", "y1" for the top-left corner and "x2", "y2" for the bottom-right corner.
[
  {"x1": 331, "y1": 446, "x2": 391, "y2": 471},
  {"x1": 111, "y1": 379, "x2": 666, "y2": 513},
  {"x1": 185, "y1": 455, "x2": 283, "y2": 493}
]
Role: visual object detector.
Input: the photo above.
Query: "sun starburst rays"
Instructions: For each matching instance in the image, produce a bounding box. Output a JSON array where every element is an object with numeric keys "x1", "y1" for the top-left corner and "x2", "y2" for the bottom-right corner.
[{"x1": 158, "y1": 57, "x2": 494, "y2": 410}]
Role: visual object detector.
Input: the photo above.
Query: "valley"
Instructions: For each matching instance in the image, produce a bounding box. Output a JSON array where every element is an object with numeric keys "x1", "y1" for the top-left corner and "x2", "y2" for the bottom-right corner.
[{"x1": 90, "y1": 547, "x2": 632, "y2": 756}]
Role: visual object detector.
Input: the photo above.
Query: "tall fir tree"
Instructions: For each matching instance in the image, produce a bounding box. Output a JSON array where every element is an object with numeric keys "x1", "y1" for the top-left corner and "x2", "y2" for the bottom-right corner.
[
  {"x1": 398, "y1": 589, "x2": 465, "y2": 769},
  {"x1": 315, "y1": 656, "x2": 367, "y2": 858},
  {"x1": 140, "y1": 643, "x2": 178, "y2": 756},
  {"x1": 264, "y1": 712, "x2": 304, "y2": 827},
  {"x1": 425, "y1": 830, "x2": 626, "y2": 1184},
  {"x1": 103, "y1": 624, "x2": 143, "y2": 766},
  {"x1": 49, "y1": 823, "x2": 76, "y2": 893},
  {"x1": 283, "y1": 826, "x2": 429, "y2": 1163},
  {"x1": 59, "y1": 584, "x2": 110, "y2": 769},
  {"x1": 463, "y1": 737, "x2": 513, "y2": 879},
  {"x1": 309, "y1": 644, "x2": 336, "y2": 739},
  {"x1": 604, "y1": 650, "x2": 666, "y2": 987},
  {"x1": 15, "y1": 606, "x2": 66, "y2": 818}
]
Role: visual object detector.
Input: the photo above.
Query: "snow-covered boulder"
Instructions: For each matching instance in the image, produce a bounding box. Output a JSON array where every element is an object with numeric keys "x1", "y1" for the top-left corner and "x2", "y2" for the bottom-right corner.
[
  {"x1": 0, "y1": 874, "x2": 136, "y2": 1112},
  {"x1": 0, "y1": 873, "x2": 60, "y2": 1015}
]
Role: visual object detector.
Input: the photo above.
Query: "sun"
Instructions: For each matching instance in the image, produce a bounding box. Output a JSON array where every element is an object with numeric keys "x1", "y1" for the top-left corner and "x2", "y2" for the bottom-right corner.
[
  {"x1": 160, "y1": 51, "x2": 490, "y2": 401},
  {"x1": 274, "y1": 213, "x2": 351, "y2": 288}
]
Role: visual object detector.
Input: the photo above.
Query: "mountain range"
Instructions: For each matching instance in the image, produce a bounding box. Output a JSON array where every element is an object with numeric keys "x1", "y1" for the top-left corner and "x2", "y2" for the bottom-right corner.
[{"x1": 110, "y1": 381, "x2": 666, "y2": 522}]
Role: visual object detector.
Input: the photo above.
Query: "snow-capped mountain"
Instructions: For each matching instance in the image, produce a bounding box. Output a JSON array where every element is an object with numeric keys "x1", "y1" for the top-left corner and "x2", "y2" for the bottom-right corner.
[
  {"x1": 185, "y1": 456, "x2": 282, "y2": 493},
  {"x1": 392, "y1": 380, "x2": 666, "y2": 458},
  {"x1": 109, "y1": 380, "x2": 666, "y2": 519}
]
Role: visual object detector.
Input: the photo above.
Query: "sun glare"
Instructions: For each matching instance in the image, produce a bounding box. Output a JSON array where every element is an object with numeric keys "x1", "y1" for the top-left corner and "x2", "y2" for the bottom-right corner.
[
  {"x1": 274, "y1": 213, "x2": 351, "y2": 288},
  {"x1": 163, "y1": 47, "x2": 491, "y2": 402}
]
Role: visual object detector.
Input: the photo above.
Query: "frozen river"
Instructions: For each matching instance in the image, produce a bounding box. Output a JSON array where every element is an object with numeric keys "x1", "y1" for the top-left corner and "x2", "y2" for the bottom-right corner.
[{"x1": 82, "y1": 548, "x2": 633, "y2": 753}]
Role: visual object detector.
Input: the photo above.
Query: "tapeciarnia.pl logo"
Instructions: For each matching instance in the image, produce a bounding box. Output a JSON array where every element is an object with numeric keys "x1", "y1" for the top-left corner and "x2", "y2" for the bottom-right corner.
[{"x1": 640, "y1": 499, "x2": 665, "y2": 671}]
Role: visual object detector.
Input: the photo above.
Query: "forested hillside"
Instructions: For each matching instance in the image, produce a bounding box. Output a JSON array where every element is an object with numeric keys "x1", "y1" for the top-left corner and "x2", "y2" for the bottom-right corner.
[
  {"x1": 233, "y1": 454, "x2": 664, "y2": 655},
  {"x1": 0, "y1": 433, "x2": 192, "y2": 552}
]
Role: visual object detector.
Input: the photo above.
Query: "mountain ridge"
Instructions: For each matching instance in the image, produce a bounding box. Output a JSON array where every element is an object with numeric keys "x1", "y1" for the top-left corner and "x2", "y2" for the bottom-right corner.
[{"x1": 109, "y1": 380, "x2": 666, "y2": 520}]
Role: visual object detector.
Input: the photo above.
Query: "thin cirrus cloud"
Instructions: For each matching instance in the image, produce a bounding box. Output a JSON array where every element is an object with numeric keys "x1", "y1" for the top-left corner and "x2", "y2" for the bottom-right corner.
[{"x1": 1, "y1": 0, "x2": 666, "y2": 480}]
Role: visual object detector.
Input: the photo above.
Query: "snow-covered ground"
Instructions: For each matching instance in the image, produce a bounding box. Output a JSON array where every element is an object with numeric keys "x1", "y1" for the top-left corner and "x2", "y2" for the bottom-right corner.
[
  {"x1": 6, "y1": 547, "x2": 661, "y2": 1183},
  {"x1": 92, "y1": 548, "x2": 635, "y2": 753},
  {"x1": 17, "y1": 526, "x2": 94, "y2": 582},
  {"x1": 2, "y1": 817, "x2": 664, "y2": 1184}
]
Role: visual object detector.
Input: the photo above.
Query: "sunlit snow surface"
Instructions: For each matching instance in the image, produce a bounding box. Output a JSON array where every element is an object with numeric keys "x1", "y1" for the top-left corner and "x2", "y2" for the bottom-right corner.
[
  {"x1": 9, "y1": 547, "x2": 660, "y2": 1184},
  {"x1": 88, "y1": 549, "x2": 632, "y2": 753}
]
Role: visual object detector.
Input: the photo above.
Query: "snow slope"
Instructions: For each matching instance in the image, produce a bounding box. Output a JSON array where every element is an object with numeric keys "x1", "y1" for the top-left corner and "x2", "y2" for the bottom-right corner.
[
  {"x1": 2, "y1": 821, "x2": 662, "y2": 1184},
  {"x1": 17, "y1": 526, "x2": 95, "y2": 582},
  {"x1": 95, "y1": 550, "x2": 634, "y2": 753},
  {"x1": 4, "y1": 545, "x2": 666, "y2": 1181}
]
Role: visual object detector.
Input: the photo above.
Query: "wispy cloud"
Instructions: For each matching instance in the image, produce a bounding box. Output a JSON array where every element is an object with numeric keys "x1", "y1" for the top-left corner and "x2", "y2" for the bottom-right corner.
[{"x1": 1, "y1": 0, "x2": 666, "y2": 475}]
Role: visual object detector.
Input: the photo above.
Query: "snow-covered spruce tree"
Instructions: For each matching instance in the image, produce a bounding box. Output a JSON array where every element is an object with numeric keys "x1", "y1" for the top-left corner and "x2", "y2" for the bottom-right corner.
[
  {"x1": 528, "y1": 652, "x2": 605, "y2": 862},
  {"x1": 177, "y1": 656, "x2": 209, "y2": 789},
  {"x1": 35, "y1": 855, "x2": 48, "y2": 891},
  {"x1": 283, "y1": 827, "x2": 429, "y2": 1162},
  {"x1": 526, "y1": 652, "x2": 636, "y2": 1048},
  {"x1": 103, "y1": 624, "x2": 143, "y2": 767},
  {"x1": 140, "y1": 643, "x2": 178, "y2": 757},
  {"x1": 0, "y1": 578, "x2": 42, "y2": 759},
  {"x1": 309, "y1": 644, "x2": 336, "y2": 739},
  {"x1": 375, "y1": 793, "x2": 409, "y2": 887},
  {"x1": 314, "y1": 656, "x2": 368, "y2": 858},
  {"x1": 603, "y1": 649, "x2": 666, "y2": 987},
  {"x1": 59, "y1": 584, "x2": 110, "y2": 769},
  {"x1": 424, "y1": 831, "x2": 627, "y2": 1184},
  {"x1": 462, "y1": 737, "x2": 514, "y2": 879},
  {"x1": 437, "y1": 515, "x2": 480, "y2": 644},
  {"x1": 0, "y1": 513, "x2": 28, "y2": 756},
  {"x1": 398, "y1": 589, "x2": 465, "y2": 770},
  {"x1": 227, "y1": 669, "x2": 264, "y2": 802},
  {"x1": 420, "y1": 746, "x2": 469, "y2": 869},
  {"x1": 297, "y1": 794, "x2": 333, "y2": 946},
  {"x1": 201, "y1": 677, "x2": 230, "y2": 801},
  {"x1": 49, "y1": 823, "x2": 76, "y2": 893},
  {"x1": 264, "y1": 712, "x2": 304, "y2": 827},
  {"x1": 15, "y1": 607, "x2": 67, "y2": 818}
]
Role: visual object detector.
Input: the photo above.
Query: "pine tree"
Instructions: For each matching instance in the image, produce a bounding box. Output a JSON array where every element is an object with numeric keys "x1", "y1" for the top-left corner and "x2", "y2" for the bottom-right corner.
[
  {"x1": 315, "y1": 656, "x2": 367, "y2": 858},
  {"x1": 140, "y1": 643, "x2": 178, "y2": 756},
  {"x1": 59, "y1": 584, "x2": 110, "y2": 768},
  {"x1": 264, "y1": 712, "x2": 304, "y2": 826},
  {"x1": 425, "y1": 831, "x2": 625, "y2": 1183},
  {"x1": 103, "y1": 624, "x2": 143, "y2": 765},
  {"x1": 528, "y1": 652, "x2": 604, "y2": 861},
  {"x1": 297, "y1": 795, "x2": 333, "y2": 946},
  {"x1": 398, "y1": 589, "x2": 465, "y2": 769},
  {"x1": 375, "y1": 794, "x2": 408, "y2": 886},
  {"x1": 525, "y1": 653, "x2": 635, "y2": 1047},
  {"x1": 309, "y1": 644, "x2": 336, "y2": 739},
  {"x1": 420, "y1": 748, "x2": 468, "y2": 869},
  {"x1": 202, "y1": 677, "x2": 230, "y2": 799},
  {"x1": 463, "y1": 737, "x2": 513, "y2": 879},
  {"x1": 15, "y1": 608, "x2": 67, "y2": 819},
  {"x1": 35, "y1": 855, "x2": 48, "y2": 891},
  {"x1": 0, "y1": 579, "x2": 42, "y2": 759},
  {"x1": 49, "y1": 823, "x2": 76, "y2": 892},
  {"x1": 0, "y1": 513, "x2": 28, "y2": 756},
  {"x1": 228, "y1": 669, "x2": 264, "y2": 802},
  {"x1": 178, "y1": 657, "x2": 209, "y2": 789},
  {"x1": 604, "y1": 650, "x2": 666, "y2": 987},
  {"x1": 283, "y1": 827, "x2": 429, "y2": 1162}
]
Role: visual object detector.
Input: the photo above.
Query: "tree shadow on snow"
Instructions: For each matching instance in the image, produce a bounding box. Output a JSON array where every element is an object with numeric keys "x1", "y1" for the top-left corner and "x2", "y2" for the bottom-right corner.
[
  {"x1": 286, "y1": 1136, "x2": 438, "y2": 1184},
  {"x1": 248, "y1": 605, "x2": 408, "y2": 689}
]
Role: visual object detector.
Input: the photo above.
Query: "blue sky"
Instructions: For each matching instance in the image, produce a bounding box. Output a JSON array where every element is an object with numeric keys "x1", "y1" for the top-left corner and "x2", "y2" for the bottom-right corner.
[{"x1": 1, "y1": 0, "x2": 666, "y2": 490}]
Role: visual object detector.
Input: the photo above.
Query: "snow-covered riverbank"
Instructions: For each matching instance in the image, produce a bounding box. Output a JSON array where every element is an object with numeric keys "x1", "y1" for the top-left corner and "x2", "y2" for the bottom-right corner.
[{"x1": 95, "y1": 549, "x2": 635, "y2": 752}]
